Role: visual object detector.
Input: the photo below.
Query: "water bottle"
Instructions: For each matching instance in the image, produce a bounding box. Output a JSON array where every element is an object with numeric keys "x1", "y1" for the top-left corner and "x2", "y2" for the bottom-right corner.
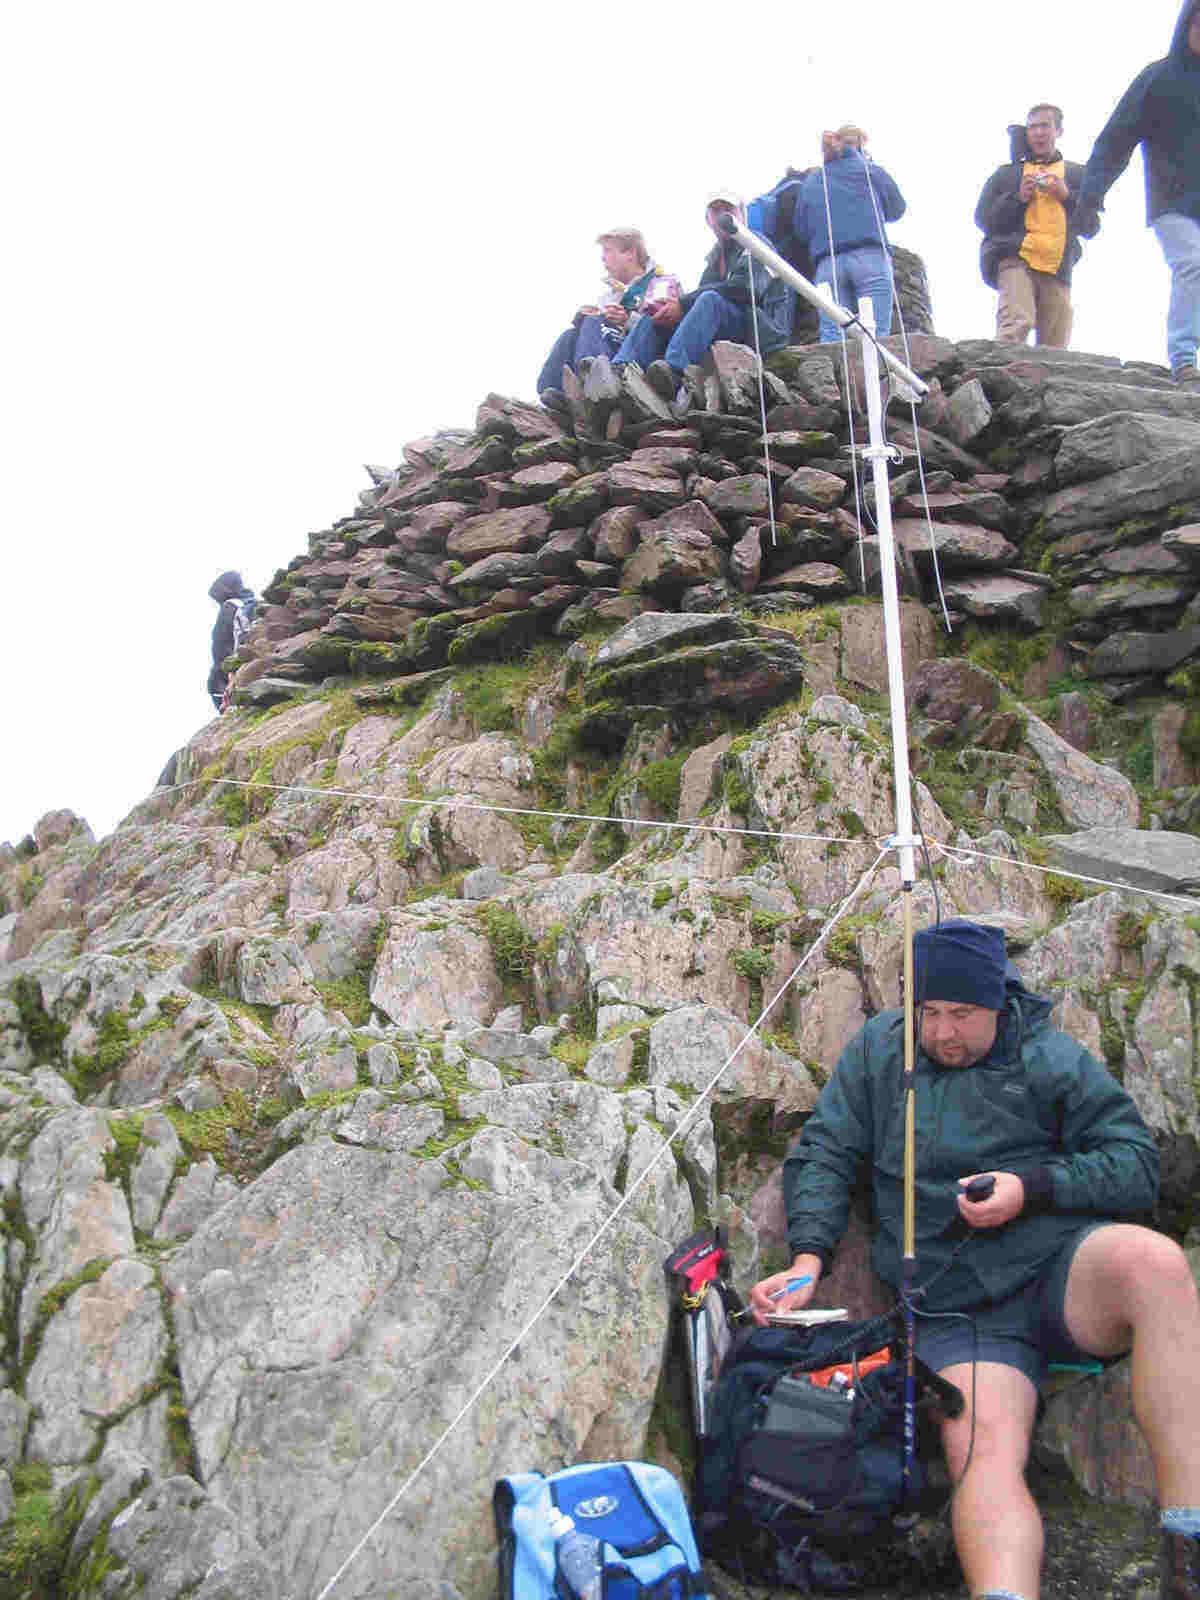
[{"x1": 547, "y1": 1507, "x2": 603, "y2": 1600}]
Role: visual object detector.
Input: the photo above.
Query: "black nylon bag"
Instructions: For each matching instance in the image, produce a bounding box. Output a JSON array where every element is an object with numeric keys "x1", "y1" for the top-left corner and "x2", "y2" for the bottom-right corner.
[{"x1": 696, "y1": 1317, "x2": 950, "y2": 1592}]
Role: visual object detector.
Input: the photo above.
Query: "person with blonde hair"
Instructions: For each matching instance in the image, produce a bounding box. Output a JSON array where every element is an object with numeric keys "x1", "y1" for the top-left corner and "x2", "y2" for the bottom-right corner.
[
  {"x1": 793, "y1": 122, "x2": 906, "y2": 343},
  {"x1": 537, "y1": 226, "x2": 670, "y2": 402}
]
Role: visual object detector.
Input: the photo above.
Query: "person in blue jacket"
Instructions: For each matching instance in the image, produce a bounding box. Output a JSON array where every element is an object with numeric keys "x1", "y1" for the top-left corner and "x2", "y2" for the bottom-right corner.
[
  {"x1": 749, "y1": 920, "x2": 1200, "y2": 1600},
  {"x1": 793, "y1": 124, "x2": 906, "y2": 344},
  {"x1": 1077, "y1": 0, "x2": 1200, "y2": 383}
]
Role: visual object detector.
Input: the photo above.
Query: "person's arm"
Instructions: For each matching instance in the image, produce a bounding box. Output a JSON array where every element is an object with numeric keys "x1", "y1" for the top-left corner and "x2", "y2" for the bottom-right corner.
[
  {"x1": 1036, "y1": 1039, "x2": 1158, "y2": 1213},
  {"x1": 1077, "y1": 62, "x2": 1158, "y2": 218},
  {"x1": 974, "y1": 164, "x2": 1026, "y2": 236},
  {"x1": 979, "y1": 1038, "x2": 1160, "y2": 1225},
  {"x1": 784, "y1": 1023, "x2": 879, "y2": 1262},
  {"x1": 868, "y1": 162, "x2": 906, "y2": 223}
]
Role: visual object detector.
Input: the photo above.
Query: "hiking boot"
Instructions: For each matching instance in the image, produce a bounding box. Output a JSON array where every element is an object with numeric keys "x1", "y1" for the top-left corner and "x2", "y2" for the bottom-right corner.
[
  {"x1": 1162, "y1": 1528, "x2": 1200, "y2": 1599},
  {"x1": 645, "y1": 360, "x2": 679, "y2": 401}
]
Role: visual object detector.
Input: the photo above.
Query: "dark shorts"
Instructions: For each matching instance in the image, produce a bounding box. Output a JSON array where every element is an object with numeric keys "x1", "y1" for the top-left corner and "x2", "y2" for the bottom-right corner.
[{"x1": 913, "y1": 1223, "x2": 1121, "y2": 1387}]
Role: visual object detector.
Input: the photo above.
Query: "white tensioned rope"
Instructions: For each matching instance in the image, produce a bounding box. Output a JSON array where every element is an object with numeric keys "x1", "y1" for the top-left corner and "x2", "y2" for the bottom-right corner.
[
  {"x1": 929, "y1": 837, "x2": 1200, "y2": 911},
  {"x1": 818, "y1": 152, "x2": 869, "y2": 593},
  {"x1": 154, "y1": 772, "x2": 1196, "y2": 912},
  {"x1": 858, "y1": 150, "x2": 953, "y2": 631},
  {"x1": 744, "y1": 242, "x2": 780, "y2": 547},
  {"x1": 311, "y1": 845, "x2": 891, "y2": 1600},
  {"x1": 162, "y1": 774, "x2": 864, "y2": 850}
]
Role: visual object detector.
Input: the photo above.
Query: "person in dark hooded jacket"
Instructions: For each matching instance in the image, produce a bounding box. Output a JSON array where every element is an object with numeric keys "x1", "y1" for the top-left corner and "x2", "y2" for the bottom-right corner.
[
  {"x1": 975, "y1": 105, "x2": 1086, "y2": 348},
  {"x1": 748, "y1": 920, "x2": 1200, "y2": 1600},
  {"x1": 207, "y1": 569, "x2": 256, "y2": 710},
  {"x1": 1077, "y1": 0, "x2": 1200, "y2": 382}
]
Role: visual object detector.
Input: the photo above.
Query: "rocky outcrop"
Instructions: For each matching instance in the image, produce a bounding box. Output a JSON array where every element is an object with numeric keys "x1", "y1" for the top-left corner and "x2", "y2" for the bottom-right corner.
[{"x1": 5, "y1": 327, "x2": 1200, "y2": 1599}]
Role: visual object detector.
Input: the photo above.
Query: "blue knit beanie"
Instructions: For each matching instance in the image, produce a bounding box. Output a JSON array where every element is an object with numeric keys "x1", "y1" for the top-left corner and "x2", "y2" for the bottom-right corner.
[{"x1": 913, "y1": 920, "x2": 1007, "y2": 1011}]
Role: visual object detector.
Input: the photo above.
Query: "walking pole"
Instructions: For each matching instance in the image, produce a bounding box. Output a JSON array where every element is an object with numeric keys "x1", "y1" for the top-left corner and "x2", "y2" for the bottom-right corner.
[{"x1": 856, "y1": 298, "x2": 920, "y2": 1503}]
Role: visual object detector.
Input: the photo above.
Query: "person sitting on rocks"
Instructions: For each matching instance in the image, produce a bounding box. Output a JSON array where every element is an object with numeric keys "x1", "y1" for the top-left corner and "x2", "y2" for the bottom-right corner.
[
  {"x1": 537, "y1": 227, "x2": 668, "y2": 405},
  {"x1": 207, "y1": 569, "x2": 256, "y2": 711},
  {"x1": 793, "y1": 124, "x2": 906, "y2": 343},
  {"x1": 748, "y1": 918, "x2": 1200, "y2": 1600},
  {"x1": 607, "y1": 189, "x2": 795, "y2": 410},
  {"x1": 974, "y1": 105, "x2": 1087, "y2": 349}
]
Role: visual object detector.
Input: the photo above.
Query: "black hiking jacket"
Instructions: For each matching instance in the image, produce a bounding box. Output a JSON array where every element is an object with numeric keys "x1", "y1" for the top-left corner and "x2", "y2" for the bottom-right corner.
[
  {"x1": 1079, "y1": 0, "x2": 1200, "y2": 227},
  {"x1": 975, "y1": 123, "x2": 1086, "y2": 288}
]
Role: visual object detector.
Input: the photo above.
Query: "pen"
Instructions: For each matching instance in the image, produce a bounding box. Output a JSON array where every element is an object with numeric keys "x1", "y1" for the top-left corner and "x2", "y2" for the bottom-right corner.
[{"x1": 769, "y1": 1275, "x2": 813, "y2": 1301}]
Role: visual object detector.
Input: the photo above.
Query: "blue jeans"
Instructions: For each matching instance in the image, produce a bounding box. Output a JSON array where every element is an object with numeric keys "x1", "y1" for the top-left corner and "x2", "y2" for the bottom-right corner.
[
  {"x1": 1153, "y1": 212, "x2": 1200, "y2": 370},
  {"x1": 537, "y1": 314, "x2": 617, "y2": 393},
  {"x1": 814, "y1": 246, "x2": 894, "y2": 343},
  {"x1": 612, "y1": 290, "x2": 748, "y2": 375}
]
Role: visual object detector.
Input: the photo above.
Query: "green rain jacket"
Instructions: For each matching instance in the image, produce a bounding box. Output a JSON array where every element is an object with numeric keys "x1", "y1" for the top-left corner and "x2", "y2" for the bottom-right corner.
[{"x1": 784, "y1": 978, "x2": 1159, "y2": 1312}]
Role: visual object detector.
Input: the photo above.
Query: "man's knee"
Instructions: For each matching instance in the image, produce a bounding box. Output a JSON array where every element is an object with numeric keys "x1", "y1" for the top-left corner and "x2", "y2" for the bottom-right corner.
[
  {"x1": 937, "y1": 1363, "x2": 1037, "y2": 1479},
  {"x1": 1125, "y1": 1230, "x2": 1198, "y2": 1305},
  {"x1": 1074, "y1": 1224, "x2": 1198, "y2": 1320}
]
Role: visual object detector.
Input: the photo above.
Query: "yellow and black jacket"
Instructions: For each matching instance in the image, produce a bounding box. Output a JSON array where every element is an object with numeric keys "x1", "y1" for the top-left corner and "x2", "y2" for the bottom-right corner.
[{"x1": 975, "y1": 122, "x2": 1087, "y2": 289}]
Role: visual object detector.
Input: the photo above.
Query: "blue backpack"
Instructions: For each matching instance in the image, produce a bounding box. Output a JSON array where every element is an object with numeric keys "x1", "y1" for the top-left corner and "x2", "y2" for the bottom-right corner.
[
  {"x1": 494, "y1": 1461, "x2": 708, "y2": 1600},
  {"x1": 747, "y1": 170, "x2": 814, "y2": 274}
]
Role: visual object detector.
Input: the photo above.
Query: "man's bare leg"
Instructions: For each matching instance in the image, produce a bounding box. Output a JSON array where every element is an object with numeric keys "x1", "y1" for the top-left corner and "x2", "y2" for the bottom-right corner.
[
  {"x1": 1063, "y1": 1224, "x2": 1200, "y2": 1505},
  {"x1": 939, "y1": 1360, "x2": 1042, "y2": 1599}
]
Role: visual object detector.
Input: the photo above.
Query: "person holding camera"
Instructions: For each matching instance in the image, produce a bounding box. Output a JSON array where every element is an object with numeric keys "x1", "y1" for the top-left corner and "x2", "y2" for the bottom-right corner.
[{"x1": 975, "y1": 105, "x2": 1087, "y2": 348}]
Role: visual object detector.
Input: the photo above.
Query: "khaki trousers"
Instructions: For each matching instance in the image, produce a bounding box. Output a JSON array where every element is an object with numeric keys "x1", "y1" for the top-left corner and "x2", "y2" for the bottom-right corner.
[{"x1": 994, "y1": 257, "x2": 1073, "y2": 348}]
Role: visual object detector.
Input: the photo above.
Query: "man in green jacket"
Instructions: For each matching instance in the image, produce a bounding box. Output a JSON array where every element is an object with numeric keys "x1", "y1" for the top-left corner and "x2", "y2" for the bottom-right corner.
[{"x1": 749, "y1": 919, "x2": 1200, "y2": 1600}]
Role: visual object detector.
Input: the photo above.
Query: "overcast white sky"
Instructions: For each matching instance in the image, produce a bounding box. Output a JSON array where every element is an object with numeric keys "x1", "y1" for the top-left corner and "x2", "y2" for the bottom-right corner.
[{"x1": 0, "y1": 1, "x2": 1180, "y2": 847}]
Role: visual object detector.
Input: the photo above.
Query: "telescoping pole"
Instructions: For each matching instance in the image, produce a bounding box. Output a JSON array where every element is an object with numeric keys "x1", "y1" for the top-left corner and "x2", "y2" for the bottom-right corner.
[
  {"x1": 856, "y1": 299, "x2": 920, "y2": 1502},
  {"x1": 713, "y1": 214, "x2": 929, "y2": 402}
]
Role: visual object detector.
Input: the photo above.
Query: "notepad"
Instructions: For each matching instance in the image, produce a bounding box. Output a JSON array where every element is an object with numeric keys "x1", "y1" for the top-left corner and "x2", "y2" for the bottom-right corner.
[{"x1": 765, "y1": 1307, "x2": 849, "y2": 1326}]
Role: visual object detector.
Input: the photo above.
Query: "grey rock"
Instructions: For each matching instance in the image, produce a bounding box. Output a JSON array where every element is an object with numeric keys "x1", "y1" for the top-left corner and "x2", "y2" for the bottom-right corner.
[
  {"x1": 586, "y1": 635, "x2": 806, "y2": 714},
  {"x1": 1043, "y1": 828, "x2": 1200, "y2": 897},
  {"x1": 1054, "y1": 411, "x2": 1200, "y2": 487},
  {"x1": 584, "y1": 1036, "x2": 635, "y2": 1086},
  {"x1": 705, "y1": 475, "x2": 773, "y2": 518},
  {"x1": 944, "y1": 377, "x2": 993, "y2": 444},
  {"x1": 590, "y1": 505, "x2": 646, "y2": 564},
  {"x1": 1022, "y1": 712, "x2": 1139, "y2": 830},
  {"x1": 0, "y1": 1390, "x2": 28, "y2": 1471},
  {"x1": 780, "y1": 467, "x2": 845, "y2": 509},
  {"x1": 131, "y1": 1112, "x2": 184, "y2": 1234},
  {"x1": 1086, "y1": 625, "x2": 1200, "y2": 678},
  {"x1": 1040, "y1": 444, "x2": 1200, "y2": 538},
  {"x1": 591, "y1": 611, "x2": 743, "y2": 670},
  {"x1": 895, "y1": 518, "x2": 1018, "y2": 571},
  {"x1": 1068, "y1": 576, "x2": 1197, "y2": 621},
  {"x1": 941, "y1": 574, "x2": 1047, "y2": 626},
  {"x1": 155, "y1": 1155, "x2": 239, "y2": 1242},
  {"x1": 808, "y1": 694, "x2": 867, "y2": 730},
  {"x1": 365, "y1": 1042, "x2": 400, "y2": 1085},
  {"x1": 446, "y1": 505, "x2": 552, "y2": 561},
  {"x1": 104, "y1": 1475, "x2": 278, "y2": 1600},
  {"x1": 164, "y1": 1141, "x2": 667, "y2": 1597},
  {"x1": 26, "y1": 1256, "x2": 167, "y2": 1464}
]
